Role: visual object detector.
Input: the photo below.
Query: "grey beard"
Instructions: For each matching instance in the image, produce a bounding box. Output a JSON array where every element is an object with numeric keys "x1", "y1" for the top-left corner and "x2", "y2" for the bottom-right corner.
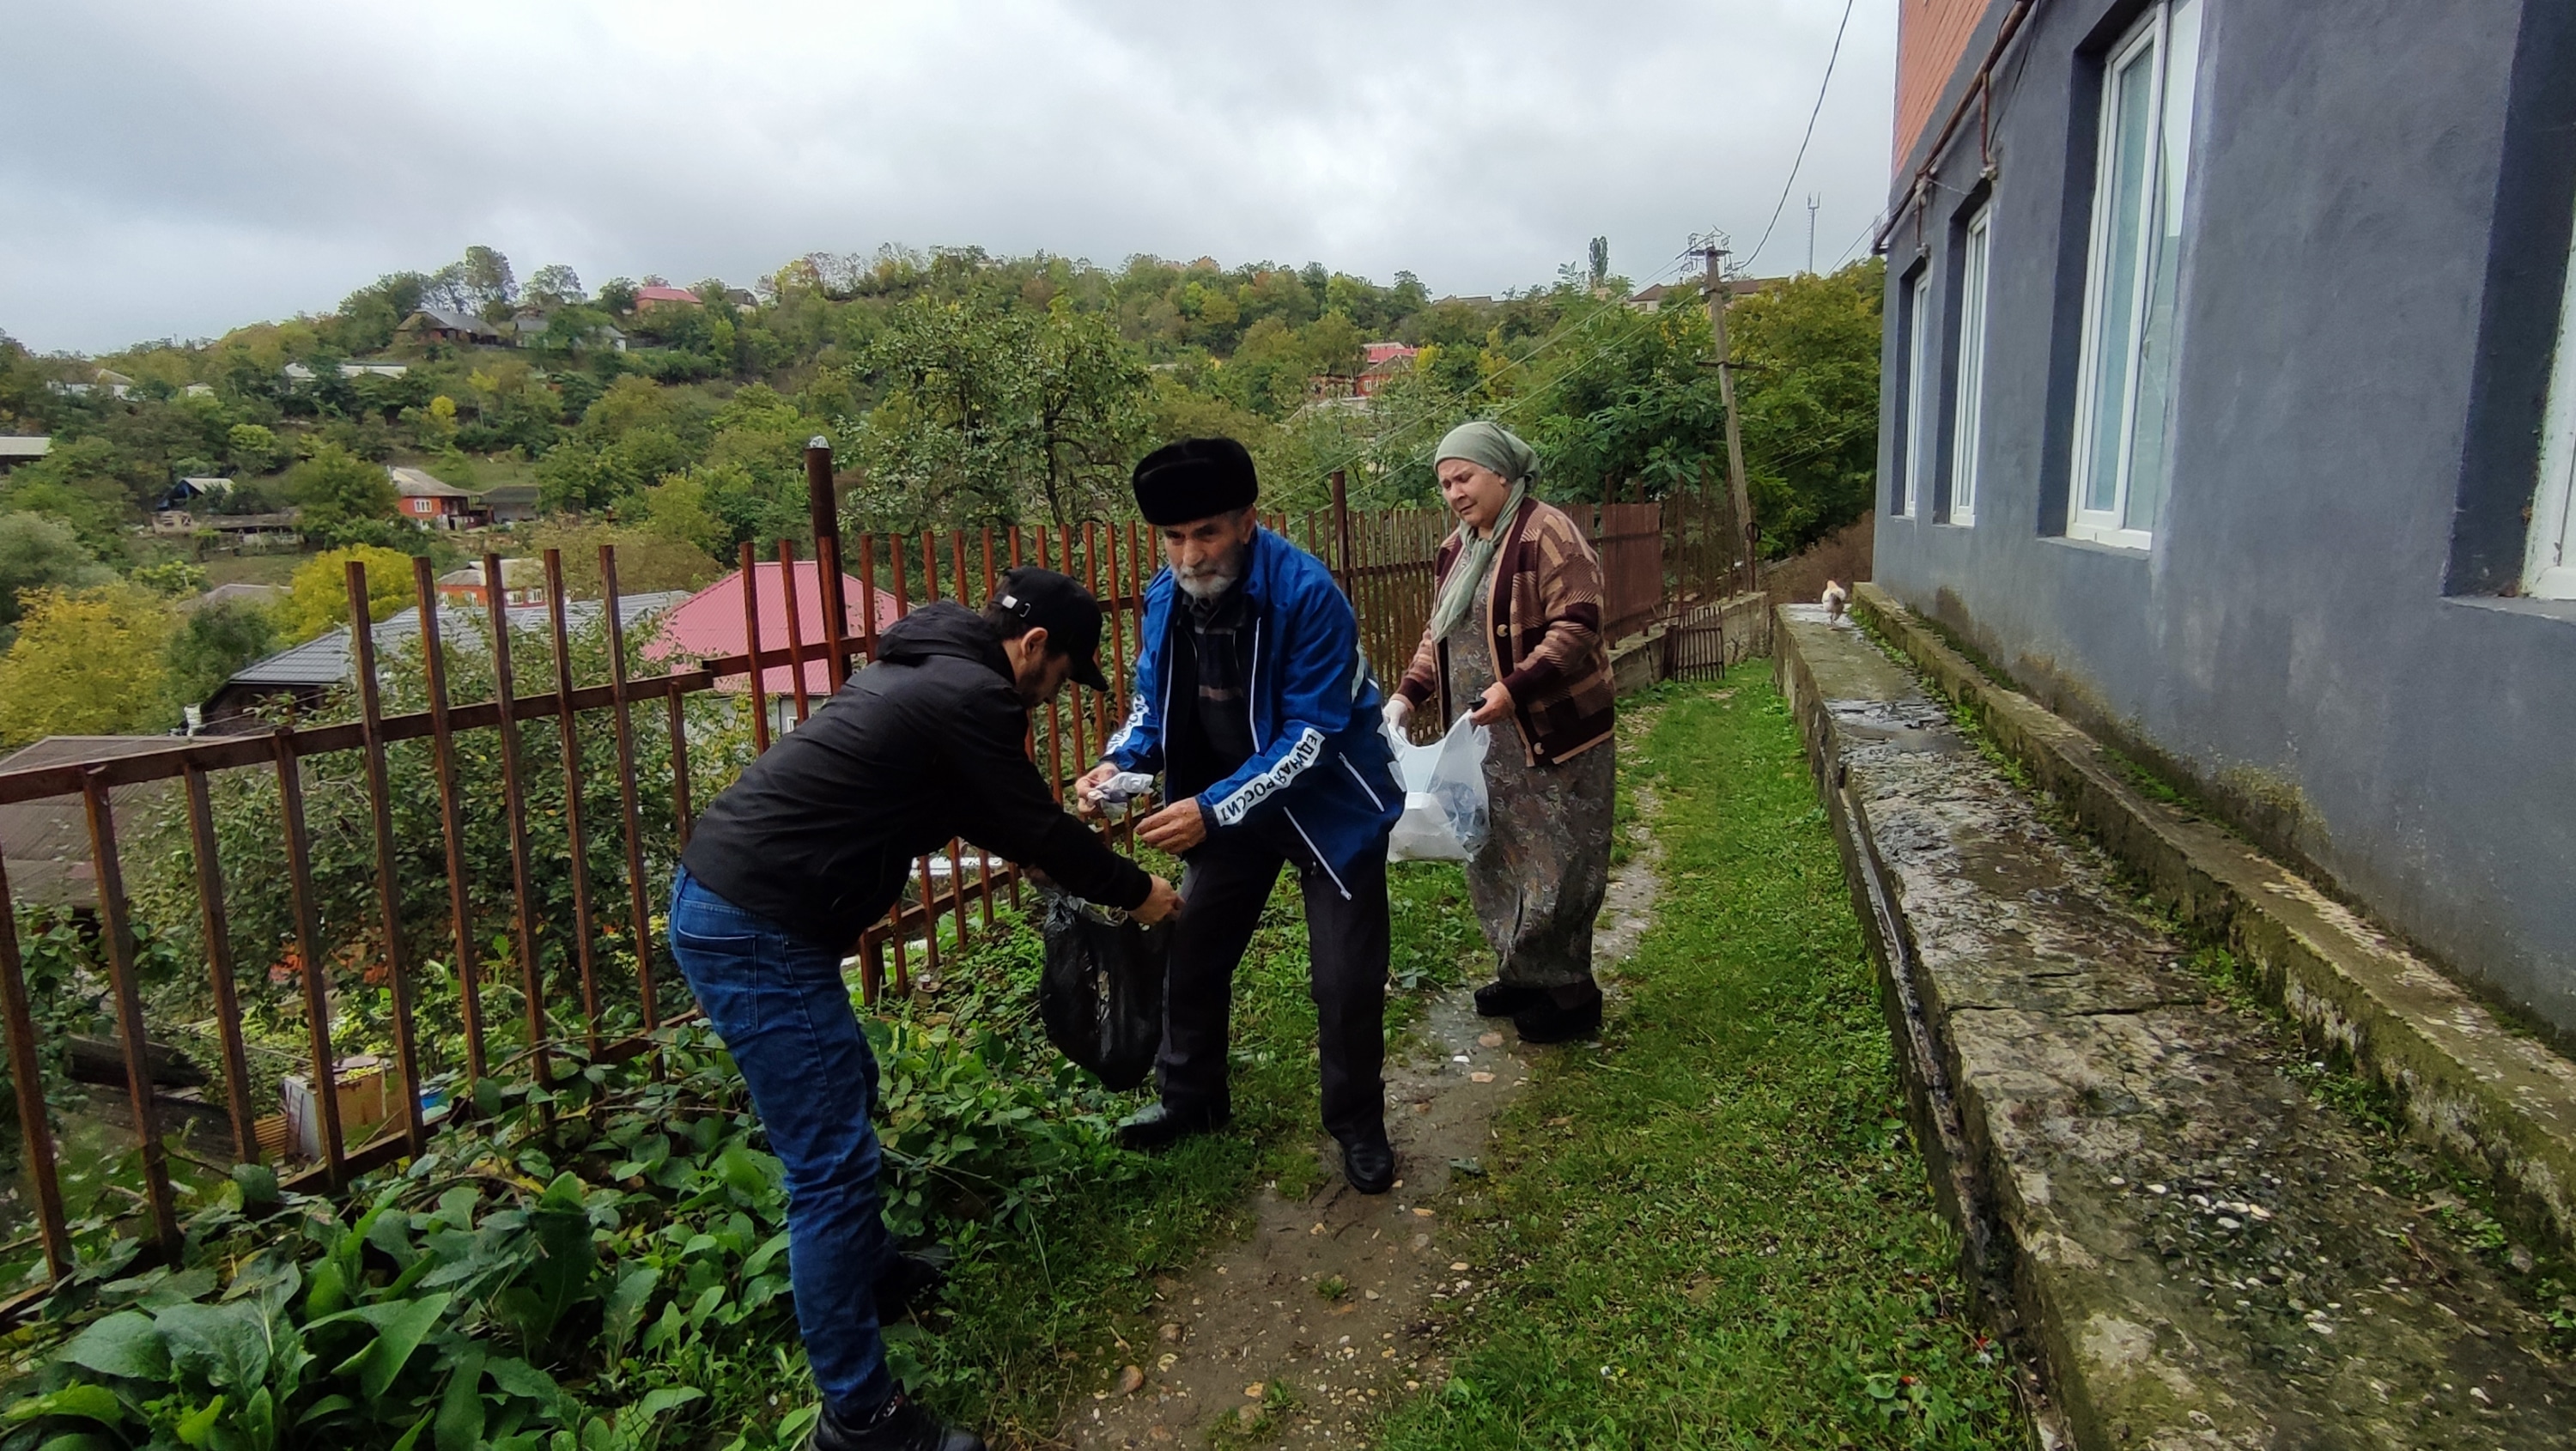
[
  {"x1": 1176, "y1": 567, "x2": 1239, "y2": 601},
  {"x1": 1174, "y1": 541, "x2": 1246, "y2": 601}
]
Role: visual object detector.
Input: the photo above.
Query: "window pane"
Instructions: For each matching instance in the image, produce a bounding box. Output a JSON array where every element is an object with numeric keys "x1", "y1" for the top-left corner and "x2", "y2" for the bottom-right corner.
[
  {"x1": 2533, "y1": 196, "x2": 2576, "y2": 598},
  {"x1": 2084, "y1": 46, "x2": 2157, "y2": 516},
  {"x1": 2123, "y1": 0, "x2": 2201, "y2": 533},
  {"x1": 1905, "y1": 274, "x2": 1932, "y2": 515},
  {"x1": 1953, "y1": 214, "x2": 1990, "y2": 521}
]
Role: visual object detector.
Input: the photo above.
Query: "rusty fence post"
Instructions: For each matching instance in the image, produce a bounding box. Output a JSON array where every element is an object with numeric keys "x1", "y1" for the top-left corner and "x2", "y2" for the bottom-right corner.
[
  {"x1": 343, "y1": 562, "x2": 428, "y2": 1157},
  {"x1": 413, "y1": 557, "x2": 485, "y2": 1085}
]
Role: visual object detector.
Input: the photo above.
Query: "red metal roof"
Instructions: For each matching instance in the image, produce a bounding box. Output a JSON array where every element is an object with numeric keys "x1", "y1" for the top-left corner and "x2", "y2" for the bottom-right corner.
[
  {"x1": 633, "y1": 285, "x2": 703, "y2": 307},
  {"x1": 646, "y1": 561, "x2": 903, "y2": 697}
]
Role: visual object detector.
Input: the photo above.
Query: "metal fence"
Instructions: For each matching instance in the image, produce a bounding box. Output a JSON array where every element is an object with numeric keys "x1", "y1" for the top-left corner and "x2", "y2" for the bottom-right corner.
[{"x1": 0, "y1": 459, "x2": 1741, "y2": 1314}]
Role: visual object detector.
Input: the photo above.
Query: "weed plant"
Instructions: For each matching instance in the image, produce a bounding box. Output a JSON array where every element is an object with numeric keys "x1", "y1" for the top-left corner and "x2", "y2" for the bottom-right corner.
[{"x1": 0, "y1": 862, "x2": 1479, "y2": 1450}]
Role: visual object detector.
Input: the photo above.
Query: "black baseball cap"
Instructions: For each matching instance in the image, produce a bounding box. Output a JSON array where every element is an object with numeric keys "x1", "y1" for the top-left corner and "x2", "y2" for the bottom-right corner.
[{"x1": 991, "y1": 567, "x2": 1109, "y2": 692}]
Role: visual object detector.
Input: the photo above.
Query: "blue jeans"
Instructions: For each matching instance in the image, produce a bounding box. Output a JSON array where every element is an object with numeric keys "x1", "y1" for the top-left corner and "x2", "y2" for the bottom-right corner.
[{"x1": 668, "y1": 869, "x2": 892, "y2": 1419}]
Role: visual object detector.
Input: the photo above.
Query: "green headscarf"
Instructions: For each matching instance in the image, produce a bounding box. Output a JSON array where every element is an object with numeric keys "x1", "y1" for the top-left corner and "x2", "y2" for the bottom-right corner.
[{"x1": 1427, "y1": 422, "x2": 1536, "y2": 645}]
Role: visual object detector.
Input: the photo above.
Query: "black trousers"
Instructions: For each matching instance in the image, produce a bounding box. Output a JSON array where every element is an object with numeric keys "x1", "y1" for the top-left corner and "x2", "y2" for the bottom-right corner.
[{"x1": 1157, "y1": 832, "x2": 1390, "y2": 1144}]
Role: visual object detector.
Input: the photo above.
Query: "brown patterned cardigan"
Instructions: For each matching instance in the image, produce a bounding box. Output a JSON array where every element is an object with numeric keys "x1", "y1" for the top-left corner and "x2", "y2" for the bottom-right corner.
[{"x1": 1395, "y1": 496, "x2": 1615, "y2": 766}]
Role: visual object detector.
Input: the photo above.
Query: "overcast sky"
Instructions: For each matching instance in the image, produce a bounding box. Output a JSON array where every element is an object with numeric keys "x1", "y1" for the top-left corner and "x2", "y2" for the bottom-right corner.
[{"x1": 1, "y1": 1, "x2": 1899, "y2": 355}]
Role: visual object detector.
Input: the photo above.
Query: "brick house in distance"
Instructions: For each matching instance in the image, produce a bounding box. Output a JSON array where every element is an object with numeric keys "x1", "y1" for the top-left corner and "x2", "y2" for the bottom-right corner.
[
  {"x1": 389, "y1": 466, "x2": 489, "y2": 529},
  {"x1": 1872, "y1": 1, "x2": 2576, "y2": 1031}
]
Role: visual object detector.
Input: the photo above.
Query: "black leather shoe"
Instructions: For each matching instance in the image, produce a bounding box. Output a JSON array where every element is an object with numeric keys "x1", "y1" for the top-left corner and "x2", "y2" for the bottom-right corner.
[
  {"x1": 1472, "y1": 980, "x2": 1541, "y2": 1017},
  {"x1": 1513, "y1": 986, "x2": 1603, "y2": 1045},
  {"x1": 874, "y1": 1247, "x2": 951, "y2": 1321},
  {"x1": 1115, "y1": 1101, "x2": 1231, "y2": 1152},
  {"x1": 806, "y1": 1394, "x2": 984, "y2": 1451},
  {"x1": 1340, "y1": 1134, "x2": 1395, "y2": 1194}
]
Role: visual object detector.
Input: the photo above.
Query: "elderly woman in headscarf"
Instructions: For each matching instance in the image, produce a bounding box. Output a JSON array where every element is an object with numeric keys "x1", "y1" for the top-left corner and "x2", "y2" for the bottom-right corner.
[{"x1": 1385, "y1": 422, "x2": 1618, "y2": 1043}]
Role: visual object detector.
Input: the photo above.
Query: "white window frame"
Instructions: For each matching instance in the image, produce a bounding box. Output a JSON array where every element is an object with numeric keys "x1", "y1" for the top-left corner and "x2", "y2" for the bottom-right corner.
[
  {"x1": 1900, "y1": 268, "x2": 1932, "y2": 518},
  {"x1": 1951, "y1": 204, "x2": 1992, "y2": 525},
  {"x1": 2067, "y1": 0, "x2": 2200, "y2": 549},
  {"x1": 2525, "y1": 193, "x2": 2576, "y2": 599}
]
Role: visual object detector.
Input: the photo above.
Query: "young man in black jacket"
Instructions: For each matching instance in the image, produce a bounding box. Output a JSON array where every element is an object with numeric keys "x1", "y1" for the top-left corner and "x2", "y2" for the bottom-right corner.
[{"x1": 671, "y1": 568, "x2": 1178, "y2": 1451}]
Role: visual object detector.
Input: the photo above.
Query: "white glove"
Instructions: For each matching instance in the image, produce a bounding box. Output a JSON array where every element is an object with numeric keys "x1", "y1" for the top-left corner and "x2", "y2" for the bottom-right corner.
[{"x1": 1382, "y1": 696, "x2": 1413, "y2": 733}]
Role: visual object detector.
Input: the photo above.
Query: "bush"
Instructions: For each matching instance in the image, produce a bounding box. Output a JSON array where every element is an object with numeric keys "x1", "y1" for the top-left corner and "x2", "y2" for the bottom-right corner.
[
  {"x1": 0, "y1": 511, "x2": 114, "y2": 637},
  {"x1": 165, "y1": 597, "x2": 283, "y2": 708},
  {"x1": 274, "y1": 545, "x2": 420, "y2": 641},
  {"x1": 0, "y1": 584, "x2": 179, "y2": 744}
]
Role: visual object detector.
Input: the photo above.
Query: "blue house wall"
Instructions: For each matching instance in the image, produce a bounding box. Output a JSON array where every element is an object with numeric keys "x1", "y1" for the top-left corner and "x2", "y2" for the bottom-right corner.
[{"x1": 1873, "y1": 0, "x2": 2576, "y2": 1032}]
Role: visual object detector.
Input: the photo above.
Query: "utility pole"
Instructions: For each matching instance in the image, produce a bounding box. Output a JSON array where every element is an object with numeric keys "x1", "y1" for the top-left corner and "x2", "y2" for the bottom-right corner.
[
  {"x1": 1807, "y1": 195, "x2": 1820, "y2": 275},
  {"x1": 1700, "y1": 240, "x2": 1759, "y2": 597}
]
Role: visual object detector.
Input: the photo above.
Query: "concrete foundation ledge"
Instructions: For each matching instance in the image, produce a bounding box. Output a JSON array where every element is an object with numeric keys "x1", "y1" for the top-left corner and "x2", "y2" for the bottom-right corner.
[
  {"x1": 1776, "y1": 602, "x2": 2576, "y2": 1449},
  {"x1": 1852, "y1": 582, "x2": 2576, "y2": 1260}
]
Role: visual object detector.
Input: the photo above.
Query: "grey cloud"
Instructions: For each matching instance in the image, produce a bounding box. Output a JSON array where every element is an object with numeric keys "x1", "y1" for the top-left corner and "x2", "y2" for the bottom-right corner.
[{"x1": 0, "y1": 0, "x2": 1897, "y2": 353}]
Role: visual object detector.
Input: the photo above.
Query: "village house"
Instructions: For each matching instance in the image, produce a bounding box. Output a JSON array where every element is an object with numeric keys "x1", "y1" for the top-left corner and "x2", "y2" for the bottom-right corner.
[
  {"x1": 509, "y1": 309, "x2": 628, "y2": 352},
  {"x1": 388, "y1": 465, "x2": 489, "y2": 529},
  {"x1": 201, "y1": 591, "x2": 689, "y2": 726},
  {"x1": 1872, "y1": 0, "x2": 2576, "y2": 1032},
  {"x1": 0, "y1": 436, "x2": 50, "y2": 474},
  {"x1": 433, "y1": 556, "x2": 548, "y2": 609},
  {"x1": 647, "y1": 561, "x2": 902, "y2": 738},
  {"x1": 394, "y1": 308, "x2": 507, "y2": 347}
]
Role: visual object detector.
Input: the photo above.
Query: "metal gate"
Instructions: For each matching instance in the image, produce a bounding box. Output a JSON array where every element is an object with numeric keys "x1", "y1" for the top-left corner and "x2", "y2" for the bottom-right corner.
[
  {"x1": 1662, "y1": 592, "x2": 1774, "y2": 681},
  {"x1": 1666, "y1": 616, "x2": 1734, "y2": 681}
]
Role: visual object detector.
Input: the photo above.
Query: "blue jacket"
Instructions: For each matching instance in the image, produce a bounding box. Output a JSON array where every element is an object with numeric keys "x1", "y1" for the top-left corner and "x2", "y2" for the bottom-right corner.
[{"x1": 1104, "y1": 527, "x2": 1402, "y2": 897}]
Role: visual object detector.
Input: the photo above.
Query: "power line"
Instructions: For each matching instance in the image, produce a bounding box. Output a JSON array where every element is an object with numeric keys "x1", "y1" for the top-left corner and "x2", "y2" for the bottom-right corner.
[
  {"x1": 1832, "y1": 213, "x2": 1881, "y2": 270},
  {"x1": 1741, "y1": 0, "x2": 1859, "y2": 273}
]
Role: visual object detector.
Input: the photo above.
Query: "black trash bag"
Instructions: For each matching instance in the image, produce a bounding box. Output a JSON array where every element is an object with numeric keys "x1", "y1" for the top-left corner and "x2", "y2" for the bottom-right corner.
[{"x1": 1038, "y1": 889, "x2": 1169, "y2": 1091}]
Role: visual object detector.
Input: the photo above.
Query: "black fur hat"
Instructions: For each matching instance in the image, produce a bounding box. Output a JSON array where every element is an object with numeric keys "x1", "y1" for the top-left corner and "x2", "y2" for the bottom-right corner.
[{"x1": 1131, "y1": 437, "x2": 1257, "y2": 525}]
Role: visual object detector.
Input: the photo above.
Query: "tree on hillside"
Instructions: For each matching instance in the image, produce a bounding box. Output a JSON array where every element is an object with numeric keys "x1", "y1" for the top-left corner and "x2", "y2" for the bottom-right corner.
[
  {"x1": 0, "y1": 513, "x2": 114, "y2": 643},
  {"x1": 513, "y1": 520, "x2": 726, "y2": 597},
  {"x1": 848, "y1": 294, "x2": 1150, "y2": 529},
  {"x1": 1026, "y1": 304, "x2": 1151, "y2": 525},
  {"x1": 227, "y1": 422, "x2": 283, "y2": 473},
  {"x1": 635, "y1": 473, "x2": 732, "y2": 560},
  {"x1": 276, "y1": 544, "x2": 418, "y2": 641},
  {"x1": 1303, "y1": 310, "x2": 1367, "y2": 383},
  {"x1": 424, "y1": 246, "x2": 518, "y2": 320},
  {"x1": 165, "y1": 598, "x2": 282, "y2": 709},
  {"x1": 1522, "y1": 301, "x2": 1727, "y2": 501},
  {"x1": 286, "y1": 441, "x2": 397, "y2": 537},
  {"x1": 0, "y1": 585, "x2": 179, "y2": 745},
  {"x1": 1728, "y1": 259, "x2": 1884, "y2": 556},
  {"x1": 0, "y1": 439, "x2": 136, "y2": 555},
  {"x1": 334, "y1": 271, "x2": 429, "y2": 354},
  {"x1": 526, "y1": 264, "x2": 586, "y2": 307}
]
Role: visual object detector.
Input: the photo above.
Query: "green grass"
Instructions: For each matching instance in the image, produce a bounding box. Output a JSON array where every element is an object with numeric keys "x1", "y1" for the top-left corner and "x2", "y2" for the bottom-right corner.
[
  {"x1": 198, "y1": 551, "x2": 306, "y2": 587},
  {"x1": 1372, "y1": 668, "x2": 2029, "y2": 1450},
  {"x1": 909, "y1": 857, "x2": 1481, "y2": 1442}
]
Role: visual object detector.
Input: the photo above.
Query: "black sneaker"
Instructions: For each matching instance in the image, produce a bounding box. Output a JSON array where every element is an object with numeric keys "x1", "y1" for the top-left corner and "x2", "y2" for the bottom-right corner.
[
  {"x1": 1115, "y1": 1101, "x2": 1232, "y2": 1152},
  {"x1": 1340, "y1": 1133, "x2": 1395, "y2": 1194},
  {"x1": 1512, "y1": 985, "x2": 1604, "y2": 1045},
  {"x1": 874, "y1": 1247, "x2": 951, "y2": 1321},
  {"x1": 1471, "y1": 980, "x2": 1540, "y2": 1017},
  {"x1": 806, "y1": 1394, "x2": 983, "y2": 1451}
]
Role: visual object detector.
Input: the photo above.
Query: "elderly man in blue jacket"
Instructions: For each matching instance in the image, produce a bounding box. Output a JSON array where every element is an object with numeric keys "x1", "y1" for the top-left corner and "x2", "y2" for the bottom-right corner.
[{"x1": 1076, "y1": 438, "x2": 1406, "y2": 1193}]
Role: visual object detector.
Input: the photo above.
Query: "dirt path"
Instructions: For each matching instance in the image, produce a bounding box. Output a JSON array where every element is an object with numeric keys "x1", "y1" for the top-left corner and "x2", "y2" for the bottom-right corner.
[{"x1": 1065, "y1": 726, "x2": 1665, "y2": 1449}]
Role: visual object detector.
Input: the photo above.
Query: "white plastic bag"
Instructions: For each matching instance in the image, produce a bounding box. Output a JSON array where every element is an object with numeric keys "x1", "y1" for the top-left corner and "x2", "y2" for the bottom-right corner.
[{"x1": 1384, "y1": 713, "x2": 1492, "y2": 863}]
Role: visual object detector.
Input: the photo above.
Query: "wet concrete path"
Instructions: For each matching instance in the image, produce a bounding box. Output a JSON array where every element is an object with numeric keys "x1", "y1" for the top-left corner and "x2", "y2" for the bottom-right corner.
[
  {"x1": 1778, "y1": 606, "x2": 2576, "y2": 1449},
  {"x1": 1063, "y1": 723, "x2": 1663, "y2": 1449}
]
